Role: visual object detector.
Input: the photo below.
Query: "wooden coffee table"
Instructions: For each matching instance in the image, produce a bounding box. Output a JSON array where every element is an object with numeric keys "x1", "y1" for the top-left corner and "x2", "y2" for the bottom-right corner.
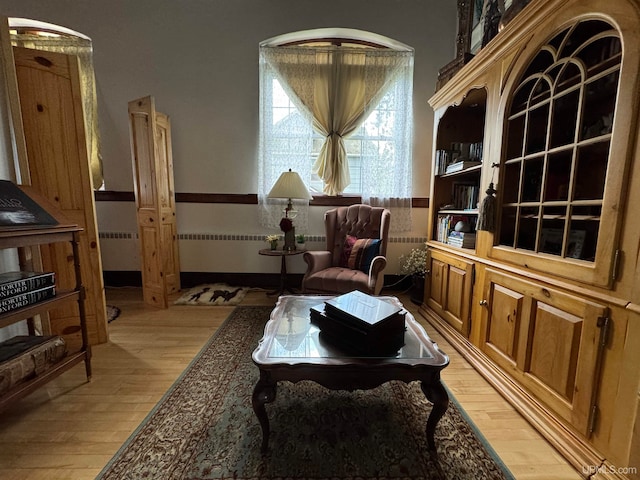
[{"x1": 251, "y1": 295, "x2": 450, "y2": 453}]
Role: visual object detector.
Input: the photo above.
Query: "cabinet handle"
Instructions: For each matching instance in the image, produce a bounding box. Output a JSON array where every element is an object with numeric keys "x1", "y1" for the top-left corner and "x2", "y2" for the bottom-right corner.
[{"x1": 479, "y1": 299, "x2": 488, "y2": 306}]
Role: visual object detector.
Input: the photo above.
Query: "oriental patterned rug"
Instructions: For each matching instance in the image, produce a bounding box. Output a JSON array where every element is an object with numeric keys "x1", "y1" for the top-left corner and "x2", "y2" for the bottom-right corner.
[{"x1": 97, "y1": 306, "x2": 514, "y2": 480}]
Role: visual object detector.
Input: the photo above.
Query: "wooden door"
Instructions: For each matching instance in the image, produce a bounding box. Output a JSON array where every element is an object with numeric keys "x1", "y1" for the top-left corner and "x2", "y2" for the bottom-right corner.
[
  {"x1": 12, "y1": 46, "x2": 107, "y2": 346},
  {"x1": 480, "y1": 268, "x2": 608, "y2": 435},
  {"x1": 128, "y1": 96, "x2": 180, "y2": 308},
  {"x1": 425, "y1": 249, "x2": 474, "y2": 336}
]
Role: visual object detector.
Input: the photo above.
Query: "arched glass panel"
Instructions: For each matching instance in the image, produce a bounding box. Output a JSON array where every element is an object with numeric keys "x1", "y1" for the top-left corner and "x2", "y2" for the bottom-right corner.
[{"x1": 499, "y1": 19, "x2": 621, "y2": 261}]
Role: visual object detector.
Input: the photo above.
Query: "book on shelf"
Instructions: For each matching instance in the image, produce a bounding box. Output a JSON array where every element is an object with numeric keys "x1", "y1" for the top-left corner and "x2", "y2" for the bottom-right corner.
[
  {"x1": 447, "y1": 235, "x2": 476, "y2": 248},
  {"x1": 445, "y1": 160, "x2": 482, "y2": 174},
  {"x1": 435, "y1": 214, "x2": 477, "y2": 243},
  {"x1": 0, "y1": 180, "x2": 59, "y2": 228},
  {"x1": 452, "y1": 183, "x2": 480, "y2": 210},
  {"x1": 0, "y1": 271, "x2": 56, "y2": 300},
  {"x1": 448, "y1": 231, "x2": 476, "y2": 239},
  {"x1": 0, "y1": 285, "x2": 56, "y2": 314}
]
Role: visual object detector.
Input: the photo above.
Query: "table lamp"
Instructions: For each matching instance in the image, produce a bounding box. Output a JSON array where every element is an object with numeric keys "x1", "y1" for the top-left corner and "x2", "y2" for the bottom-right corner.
[{"x1": 268, "y1": 169, "x2": 313, "y2": 251}]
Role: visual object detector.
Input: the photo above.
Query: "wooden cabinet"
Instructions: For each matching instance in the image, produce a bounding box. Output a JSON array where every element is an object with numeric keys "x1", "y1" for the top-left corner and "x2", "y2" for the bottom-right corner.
[
  {"x1": 479, "y1": 268, "x2": 607, "y2": 435},
  {"x1": 425, "y1": 249, "x2": 474, "y2": 337},
  {"x1": 420, "y1": 0, "x2": 640, "y2": 476},
  {"x1": 0, "y1": 188, "x2": 91, "y2": 410}
]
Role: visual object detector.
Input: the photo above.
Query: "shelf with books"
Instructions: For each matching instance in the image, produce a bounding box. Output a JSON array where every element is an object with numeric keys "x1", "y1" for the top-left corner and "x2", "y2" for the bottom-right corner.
[
  {"x1": 435, "y1": 213, "x2": 477, "y2": 245},
  {"x1": 0, "y1": 290, "x2": 78, "y2": 330},
  {"x1": 0, "y1": 182, "x2": 90, "y2": 411},
  {"x1": 430, "y1": 87, "x2": 486, "y2": 246}
]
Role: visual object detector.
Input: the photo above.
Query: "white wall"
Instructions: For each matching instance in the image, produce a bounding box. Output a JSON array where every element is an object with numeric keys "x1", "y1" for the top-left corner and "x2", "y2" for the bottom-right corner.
[{"x1": 0, "y1": 0, "x2": 458, "y2": 275}]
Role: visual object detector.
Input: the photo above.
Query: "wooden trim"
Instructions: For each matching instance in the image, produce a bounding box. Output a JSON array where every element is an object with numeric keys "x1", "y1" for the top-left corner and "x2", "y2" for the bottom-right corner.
[
  {"x1": 176, "y1": 192, "x2": 258, "y2": 204},
  {"x1": 95, "y1": 190, "x2": 429, "y2": 208},
  {"x1": 412, "y1": 197, "x2": 429, "y2": 208},
  {"x1": 94, "y1": 190, "x2": 135, "y2": 202},
  {"x1": 310, "y1": 195, "x2": 362, "y2": 206},
  {"x1": 279, "y1": 38, "x2": 389, "y2": 49}
]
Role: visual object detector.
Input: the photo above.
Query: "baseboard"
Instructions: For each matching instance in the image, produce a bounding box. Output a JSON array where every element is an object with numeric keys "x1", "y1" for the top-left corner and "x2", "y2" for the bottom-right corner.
[
  {"x1": 103, "y1": 271, "x2": 410, "y2": 292},
  {"x1": 102, "y1": 270, "x2": 142, "y2": 287}
]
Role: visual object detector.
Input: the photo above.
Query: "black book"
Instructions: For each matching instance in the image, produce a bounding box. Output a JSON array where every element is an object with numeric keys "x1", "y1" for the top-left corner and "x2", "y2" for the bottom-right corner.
[
  {"x1": 310, "y1": 303, "x2": 405, "y2": 356},
  {"x1": 0, "y1": 271, "x2": 56, "y2": 300},
  {"x1": 324, "y1": 290, "x2": 404, "y2": 332},
  {"x1": 0, "y1": 285, "x2": 56, "y2": 314},
  {"x1": 0, "y1": 180, "x2": 58, "y2": 228}
]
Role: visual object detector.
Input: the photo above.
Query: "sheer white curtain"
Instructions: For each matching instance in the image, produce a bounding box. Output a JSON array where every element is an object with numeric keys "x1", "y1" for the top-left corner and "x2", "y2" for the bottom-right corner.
[
  {"x1": 362, "y1": 53, "x2": 414, "y2": 231},
  {"x1": 258, "y1": 49, "x2": 313, "y2": 230},
  {"x1": 258, "y1": 43, "x2": 414, "y2": 232}
]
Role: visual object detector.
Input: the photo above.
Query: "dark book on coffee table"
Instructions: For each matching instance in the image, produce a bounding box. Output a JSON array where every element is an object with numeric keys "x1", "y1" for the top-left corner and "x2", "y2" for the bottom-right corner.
[
  {"x1": 324, "y1": 290, "x2": 404, "y2": 332},
  {"x1": 311, "y1": 294, "x2": 406, "y2": 356}
]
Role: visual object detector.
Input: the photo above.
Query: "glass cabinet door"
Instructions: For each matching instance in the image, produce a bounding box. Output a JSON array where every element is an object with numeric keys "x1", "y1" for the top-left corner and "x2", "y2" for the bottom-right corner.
[{"x1": 493, "y1": 19, "x2": 625, "y2": 287}]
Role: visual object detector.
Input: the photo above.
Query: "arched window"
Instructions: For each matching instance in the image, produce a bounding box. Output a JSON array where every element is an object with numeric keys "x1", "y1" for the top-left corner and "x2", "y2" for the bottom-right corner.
[{"x1": 258, "y1": 28, "x2": 414, "y2": 232}]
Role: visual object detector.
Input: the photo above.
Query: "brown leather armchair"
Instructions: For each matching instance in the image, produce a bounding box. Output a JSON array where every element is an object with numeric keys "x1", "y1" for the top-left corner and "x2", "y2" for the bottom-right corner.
[{"x1": 302, "y1": 204, "x2": 390, "y2": 295}]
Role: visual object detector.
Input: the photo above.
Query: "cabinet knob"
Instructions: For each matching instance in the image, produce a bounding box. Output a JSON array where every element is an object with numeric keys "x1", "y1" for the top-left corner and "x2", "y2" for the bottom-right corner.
[{"x1": 479, "y1": 299, "x2": 488, "y2": 306}]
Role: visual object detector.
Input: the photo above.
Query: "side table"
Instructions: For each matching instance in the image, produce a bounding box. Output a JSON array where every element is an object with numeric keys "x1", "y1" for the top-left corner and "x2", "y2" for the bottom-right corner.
[{"x1": 258, "y1": 248, "x2": 306, "y2": 296}]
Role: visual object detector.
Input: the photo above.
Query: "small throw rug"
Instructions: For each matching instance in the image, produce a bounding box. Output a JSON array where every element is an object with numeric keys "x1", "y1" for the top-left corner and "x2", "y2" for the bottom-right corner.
[
  {"x1": 106, "y1": 305, "x2": 121, "y2": 323},
  {"x1": 174, "y1": 283, "x2": 248, "y2": 306},
  {"x1": 97, "y1": 306, "x2": 514, "y2": 480}
]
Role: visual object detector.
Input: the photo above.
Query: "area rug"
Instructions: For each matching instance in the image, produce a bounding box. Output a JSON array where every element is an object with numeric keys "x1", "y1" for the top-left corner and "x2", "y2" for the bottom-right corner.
[
  {"x1": 173, "y1": 283, "x2": 248, "y2": 306},
  {"x1": 106, "y1": 305, "x2": 121, "y2": 323},
  {"x1": 97, "y1": 306, "x2": 514, "y2": 480}
]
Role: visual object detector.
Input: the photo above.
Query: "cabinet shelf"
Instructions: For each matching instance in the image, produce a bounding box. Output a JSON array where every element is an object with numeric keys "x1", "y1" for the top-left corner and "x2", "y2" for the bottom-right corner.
[
  {"x1": 435, "y1": 240, "x2": 476, "y2": 250},
  {"x1": 438, "y1": 209, "x2": 479, "y2": 215},
  {"x1": 0, "y1": 349, "x2": 89, "y2": 411},
  {"x1": 0, "y1": 290, "x2": 80, "y2": 330},
  {"x1": 437, "y1": 163, "x2": 482, "y2": 178}
]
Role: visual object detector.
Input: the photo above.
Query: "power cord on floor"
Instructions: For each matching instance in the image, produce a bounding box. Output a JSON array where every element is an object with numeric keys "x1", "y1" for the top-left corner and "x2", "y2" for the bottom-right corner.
[{"x1": 380, "y1": 274, "x2": 414, "y2": 295}]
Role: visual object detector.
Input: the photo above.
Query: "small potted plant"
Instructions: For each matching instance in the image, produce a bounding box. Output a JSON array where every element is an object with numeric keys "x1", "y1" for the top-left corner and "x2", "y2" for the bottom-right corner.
[
  {"x1": 399, "y1": 244, "x2": 428, "y2": 305},
  {"x1": 296, "y1": 234, "x2": 306, "y2": 250},
  {"x1": 265, "y1": 234, "x2": 279, "y2": 250}
]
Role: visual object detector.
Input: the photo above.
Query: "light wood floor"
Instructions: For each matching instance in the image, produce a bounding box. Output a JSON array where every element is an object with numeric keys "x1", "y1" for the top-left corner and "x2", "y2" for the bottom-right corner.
[{"x1": 0, "y1": 287, "x2": 583, "y2": 480}]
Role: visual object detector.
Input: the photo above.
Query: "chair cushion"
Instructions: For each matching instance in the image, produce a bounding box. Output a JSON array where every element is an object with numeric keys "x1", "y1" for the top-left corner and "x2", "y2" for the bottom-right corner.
[
  {"x1": 347, "y1": 237, "x2": 381, "y2": 273},
  {"x1": 303, "y1": 267, "x2": 373, "y2": 295}
]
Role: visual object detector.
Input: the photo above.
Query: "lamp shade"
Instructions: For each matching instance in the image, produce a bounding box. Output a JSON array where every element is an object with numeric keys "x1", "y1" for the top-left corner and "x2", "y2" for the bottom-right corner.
[{"x1": 267, "y1": 169, "x2": 313, "y2": 200}]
